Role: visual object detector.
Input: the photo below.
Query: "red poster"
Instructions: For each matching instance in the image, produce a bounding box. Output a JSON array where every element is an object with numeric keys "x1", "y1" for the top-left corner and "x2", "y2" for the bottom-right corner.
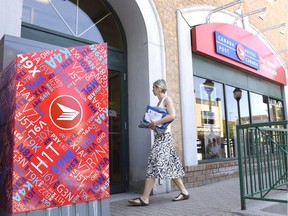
[{"x1": 0, "y1": 44, "x2": 109, "y2": 214}]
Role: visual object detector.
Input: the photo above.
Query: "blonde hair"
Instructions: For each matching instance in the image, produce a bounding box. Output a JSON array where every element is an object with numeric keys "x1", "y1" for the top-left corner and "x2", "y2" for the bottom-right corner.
[{"x1": 153, "y1": 79, "x2": 167, "y2": 93}]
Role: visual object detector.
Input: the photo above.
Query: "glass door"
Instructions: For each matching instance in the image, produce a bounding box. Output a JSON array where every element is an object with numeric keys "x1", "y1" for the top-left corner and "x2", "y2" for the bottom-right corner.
[{"x1": 108, "y1": 70, "x2": 128, "y2": 193}]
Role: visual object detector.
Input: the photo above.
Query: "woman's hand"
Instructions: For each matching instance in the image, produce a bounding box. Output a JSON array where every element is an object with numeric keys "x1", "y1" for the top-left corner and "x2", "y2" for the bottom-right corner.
[{"x1": 149, "y1": 120, "x2": 157, "y2": 130}]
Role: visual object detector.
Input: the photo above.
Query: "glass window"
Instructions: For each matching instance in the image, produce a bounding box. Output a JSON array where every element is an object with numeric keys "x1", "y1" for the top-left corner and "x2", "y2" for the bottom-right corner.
[
  {"x1": 194, "y1": 76, "x2": 284, "y2": 162},
  {"x1": 225, "y1": 86, "x2": 250, "y2": 158},
  {"x1": 268, "y1": 98, "x2": 284, "y2": 122},
  {"x1": 250, "y1": 93, "x2": 269, "y2": 123},
  {"x1": 23, "y1": 0, "x2": 124, "y2": 50},
  {"x1": 194, "y1": 77, "x2": 227, "y2": 161}
]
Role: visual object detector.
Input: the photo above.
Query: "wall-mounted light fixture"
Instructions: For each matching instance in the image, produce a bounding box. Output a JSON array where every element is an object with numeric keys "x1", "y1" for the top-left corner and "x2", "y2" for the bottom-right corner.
[
  {"x1": 259, "y1": 10, "x2": 268, "y2": 20},
  {"x1": 280, "y1": 26, "x2": 286, "y2": 34},
  {"x1": 234, "y1": 2, "x2": 243, "y2": 14},
  {"x1": 234, "y1": 7, "x2": 267, "y2": 25},
  {"x1": 206, "y1": 0, "x2": 242, "y2": 23},
  {"x1": 256, "y1": 23, "x2": 286, "y2": 36}
]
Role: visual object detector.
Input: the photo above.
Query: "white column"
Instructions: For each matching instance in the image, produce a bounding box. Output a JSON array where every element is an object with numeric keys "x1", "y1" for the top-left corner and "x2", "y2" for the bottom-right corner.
[
  {"x1": 284, "y1": 85, "x2": 288, "y2": 119},
  {"x1": 177, "y1": 10, "x2": 198, "y2": 166}
]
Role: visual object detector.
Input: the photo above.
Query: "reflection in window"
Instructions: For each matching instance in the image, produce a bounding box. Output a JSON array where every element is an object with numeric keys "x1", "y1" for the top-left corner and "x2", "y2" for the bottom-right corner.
[
  {"x1": 193, "y1": 77, "x2": 284, "y2": 162},
  {"x1": 250, "y1": 93, "x2": 269, "y2": 123},
  {"x1": 269, "y1": 98, "x2": 283, "y2": 122},
  {"x1": 23, "y1": 0, "x2": 103, "y2": 42},
  {"x1": 226, "y1": 86, "x2": 250, "y2": 158},
  {"x1": 23, "y1": 0, "x2": 124, "y2": 49},
  {"x1": 194, "y1": 77, "x2": 227, "y2": 161},
  {"x1": 239, "y1": 89, "x2": 250, "y2": 125}
]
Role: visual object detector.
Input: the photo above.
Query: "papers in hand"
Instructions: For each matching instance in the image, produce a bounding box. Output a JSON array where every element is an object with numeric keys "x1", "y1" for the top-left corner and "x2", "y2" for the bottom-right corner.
[
  {"x1": 144, "y1": 108, "x2": 164, "y2": 127},
  {"x1": 139, "y1": 105, "x2": 172, "y2": 134}
]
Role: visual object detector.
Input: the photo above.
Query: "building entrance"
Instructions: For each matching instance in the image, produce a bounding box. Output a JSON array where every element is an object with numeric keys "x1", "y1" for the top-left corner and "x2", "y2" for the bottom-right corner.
[{"x1": 20, "y1": 0, "x2": 129, "y2": 194}]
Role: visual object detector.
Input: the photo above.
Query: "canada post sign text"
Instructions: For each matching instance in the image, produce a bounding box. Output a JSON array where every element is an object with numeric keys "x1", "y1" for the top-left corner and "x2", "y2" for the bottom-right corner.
[{"x1": 214, "y1": 31, "x2": 259, "y2": 70}]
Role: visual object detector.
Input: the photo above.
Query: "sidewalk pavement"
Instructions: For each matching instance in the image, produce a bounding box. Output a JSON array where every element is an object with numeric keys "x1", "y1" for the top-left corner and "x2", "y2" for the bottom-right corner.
[{"x1": 110, "y1": 177, "x2": 288, "y2": 216}]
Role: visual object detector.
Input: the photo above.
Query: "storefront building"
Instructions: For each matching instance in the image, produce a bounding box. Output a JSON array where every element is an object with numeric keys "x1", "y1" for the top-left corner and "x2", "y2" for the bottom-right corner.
[{"x1": 0, "y1": 0, "x2": 287, "y2": 215}]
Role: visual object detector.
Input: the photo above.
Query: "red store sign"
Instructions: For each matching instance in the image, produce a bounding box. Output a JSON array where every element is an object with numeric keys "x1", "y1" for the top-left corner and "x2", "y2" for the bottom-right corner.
[{"x1": 191, "y1": 23, "x2": 287, "y2": 85}]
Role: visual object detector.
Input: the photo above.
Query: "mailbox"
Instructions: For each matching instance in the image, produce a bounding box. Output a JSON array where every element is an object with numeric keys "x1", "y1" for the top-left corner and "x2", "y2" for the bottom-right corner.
[{"x1": 0, "y1": 44, "x2": 109, "y2": 214}]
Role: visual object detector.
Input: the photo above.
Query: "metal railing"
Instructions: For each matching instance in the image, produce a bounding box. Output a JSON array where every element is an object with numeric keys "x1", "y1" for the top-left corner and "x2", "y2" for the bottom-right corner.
[{"x1": 236, "y1": 121, "x2": 288, "y2": 210}]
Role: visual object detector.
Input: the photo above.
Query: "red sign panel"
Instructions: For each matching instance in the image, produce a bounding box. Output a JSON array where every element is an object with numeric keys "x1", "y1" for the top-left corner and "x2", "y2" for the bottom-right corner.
[
  {"x1": 0, "y1": 44, "x2": 109, "y2": 214},
  {"x1": 191, "y1": 23, "x2": 287, "y2": 85}
]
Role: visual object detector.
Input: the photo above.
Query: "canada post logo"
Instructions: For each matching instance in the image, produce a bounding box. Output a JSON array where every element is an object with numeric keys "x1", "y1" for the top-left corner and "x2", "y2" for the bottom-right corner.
[
  {"x1": 49, "y1": 95, "x2": 83, "y2": 130},
  {"x1": 236, "y1": 44, "x2": 245, "y2": 61},
  {"x1": 214, "y1": 31, "x2": 259, "y2": 70}
]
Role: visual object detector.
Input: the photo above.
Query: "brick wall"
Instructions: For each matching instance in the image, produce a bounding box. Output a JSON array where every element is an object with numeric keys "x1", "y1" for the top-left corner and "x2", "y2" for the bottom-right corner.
[
  {"x1": 172, "y1": 160, "x2": 239, "y2": 190},
  {"x1": 153, "y1": 0, "x2": 288, "y2": 160},
  {"x1": 152, "y1": 0, "x2": 287, "y2": 190}
]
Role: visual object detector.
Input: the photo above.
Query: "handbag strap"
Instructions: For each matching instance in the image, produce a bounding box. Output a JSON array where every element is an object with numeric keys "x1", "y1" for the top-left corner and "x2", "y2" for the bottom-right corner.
[{"x1": 158, "y1": 95, "x2": 167, "y2": 108}]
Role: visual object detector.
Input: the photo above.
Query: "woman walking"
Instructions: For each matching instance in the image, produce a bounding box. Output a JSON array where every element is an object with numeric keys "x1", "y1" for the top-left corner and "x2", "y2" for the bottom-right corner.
[{"x1": 128, "y1": 79, "x2": 189, "y2": 206}]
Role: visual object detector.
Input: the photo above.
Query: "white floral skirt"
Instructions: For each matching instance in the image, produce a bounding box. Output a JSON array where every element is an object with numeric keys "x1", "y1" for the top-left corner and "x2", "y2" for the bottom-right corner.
[{"x1": 146, "y1": 132, "x2": 185, "y2": 179}]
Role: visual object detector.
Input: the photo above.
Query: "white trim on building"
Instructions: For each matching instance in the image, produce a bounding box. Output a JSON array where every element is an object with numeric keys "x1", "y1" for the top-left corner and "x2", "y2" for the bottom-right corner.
[{"x1": 176, "y1": 5, "x2": 288, "y2": 166}]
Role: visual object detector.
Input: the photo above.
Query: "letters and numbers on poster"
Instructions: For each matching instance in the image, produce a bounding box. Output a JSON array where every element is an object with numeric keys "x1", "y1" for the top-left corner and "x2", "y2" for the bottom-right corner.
[{"x1": 0, "y1": 44, "x2": 109, "y2": 214}]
